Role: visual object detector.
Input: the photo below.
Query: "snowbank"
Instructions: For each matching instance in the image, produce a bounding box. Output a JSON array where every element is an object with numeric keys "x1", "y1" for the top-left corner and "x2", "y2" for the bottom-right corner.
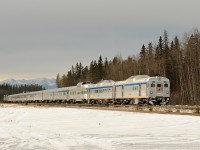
[{"x1": 0, "y1": 105, "x2": 200, "y2": 150}]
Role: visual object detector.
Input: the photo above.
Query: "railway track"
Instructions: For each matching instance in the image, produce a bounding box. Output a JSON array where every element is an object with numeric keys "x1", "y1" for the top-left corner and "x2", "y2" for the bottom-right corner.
[{"x1": 2, "y1": 102, "x2": 199, "y2": 116}]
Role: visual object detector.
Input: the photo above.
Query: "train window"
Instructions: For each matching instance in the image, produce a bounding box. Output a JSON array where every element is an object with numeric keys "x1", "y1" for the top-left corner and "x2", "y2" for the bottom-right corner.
[
  {"x1": 157, "y1": 84, "x2": 161, "y2": 87},
  {"x1": 164, "y1": 84, "x2": 168, "y2": 87},
  {"x1": 151, "y1": 84, "x2": 155, "y2": 87},
  {"x1": 133, "y1": 87, "x2": 138, "y2": 90}
]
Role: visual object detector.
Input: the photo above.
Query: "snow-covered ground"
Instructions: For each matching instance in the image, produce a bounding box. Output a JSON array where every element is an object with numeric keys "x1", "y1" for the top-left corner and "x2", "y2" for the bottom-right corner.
[{"x1": 0, "y1": 105, "x2": 200, "y2": 150}]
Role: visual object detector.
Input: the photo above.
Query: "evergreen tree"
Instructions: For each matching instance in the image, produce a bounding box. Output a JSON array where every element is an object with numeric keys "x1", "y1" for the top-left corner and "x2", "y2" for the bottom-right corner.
[
  {"x1": 146, "y1": 42, "x2": 155, "y2": 75},
  {"x1": 56, "y1": 74, "x2": 61, "y2": 88},
  {"x1": 97, "y1": 56, "x2": 104, "y2": 80},
  {"x1": 104, "y1": 57, "x2": 109, "y2": 78},
  {"x1": 0, "y1": 84, "x2": 44, "y2": 101},
  {"x1": 139, "y1": 44, "x2": 147, "y2": 74}
]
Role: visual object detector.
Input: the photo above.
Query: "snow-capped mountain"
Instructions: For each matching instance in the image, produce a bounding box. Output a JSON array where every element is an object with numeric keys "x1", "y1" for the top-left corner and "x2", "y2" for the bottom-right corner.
[{"x1": 0, "y1": 78, "x2": 57, "y2": 89}]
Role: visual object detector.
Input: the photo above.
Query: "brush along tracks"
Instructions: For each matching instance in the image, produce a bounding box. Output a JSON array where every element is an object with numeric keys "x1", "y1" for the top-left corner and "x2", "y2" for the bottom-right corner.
[{"x1": 2, "y1": 103, "x2": 199, "y2": 116}]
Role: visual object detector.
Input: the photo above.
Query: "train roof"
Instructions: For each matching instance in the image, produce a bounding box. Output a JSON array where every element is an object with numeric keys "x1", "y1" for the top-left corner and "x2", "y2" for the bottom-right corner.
[
  {"x1": 116, "y1": 75, "x2": 170, "y2": 85},
  {"x1": 96, "y1": 80, "x2": 115, "y2": 86},
  {"x1": 76, "y1": 81, "x2": 94, "y2": 88},
  {"x1": 125, "y1": 75, "x2": 150, "y2": 82},
  {"x1": 149, "y1": 76, "x2": 170, "y2": 81},
  {"x1": 115, "y1": 75, "x2": 149, "y2": 85}
]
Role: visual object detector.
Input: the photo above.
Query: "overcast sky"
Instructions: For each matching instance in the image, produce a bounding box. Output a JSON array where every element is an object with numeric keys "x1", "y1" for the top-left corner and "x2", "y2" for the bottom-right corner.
[{"x1": 0, "y1": 0, "x2": 200, "y2": 80}]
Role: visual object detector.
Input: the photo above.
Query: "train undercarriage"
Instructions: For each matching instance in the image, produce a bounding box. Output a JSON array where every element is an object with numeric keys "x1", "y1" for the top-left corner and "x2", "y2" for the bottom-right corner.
[{"x1": 4, "y1": 97, "x2": 170, "y2": 106}]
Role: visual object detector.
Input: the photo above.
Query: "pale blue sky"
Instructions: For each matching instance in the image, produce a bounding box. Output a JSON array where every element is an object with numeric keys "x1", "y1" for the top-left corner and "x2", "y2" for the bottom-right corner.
[{"x1": 0, "y1": 0, "x2": 200, "y2": 80}]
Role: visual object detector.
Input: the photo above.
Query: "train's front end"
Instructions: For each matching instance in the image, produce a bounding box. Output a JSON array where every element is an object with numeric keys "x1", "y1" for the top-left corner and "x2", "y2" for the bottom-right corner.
[{"x1": 148, "y1": 76, "x2": 170, "y2": 105}]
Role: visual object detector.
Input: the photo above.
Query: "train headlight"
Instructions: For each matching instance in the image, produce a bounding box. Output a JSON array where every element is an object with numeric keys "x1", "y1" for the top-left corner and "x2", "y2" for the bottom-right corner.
[
  {"x1": 150, "y1": 91, "x2": 153, "y2": 94},
  {"x1": 166, "y1": 91, "x2": 169, "y2": 94}
]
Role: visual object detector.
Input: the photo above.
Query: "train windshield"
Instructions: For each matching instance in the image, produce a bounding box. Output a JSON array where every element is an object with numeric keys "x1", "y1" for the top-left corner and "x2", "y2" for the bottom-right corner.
[
  {"x1": 164, "y1": 84, "x2": 168, "y2": 87},
  {"x1": 157, "y1": 84, "x2": 162, "y2": 87}
]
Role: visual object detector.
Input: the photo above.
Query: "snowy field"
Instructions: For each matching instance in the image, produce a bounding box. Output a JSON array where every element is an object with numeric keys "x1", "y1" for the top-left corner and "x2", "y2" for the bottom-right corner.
[{"x1": 0, "y1": 105, "x2": 200, "y2": 150}]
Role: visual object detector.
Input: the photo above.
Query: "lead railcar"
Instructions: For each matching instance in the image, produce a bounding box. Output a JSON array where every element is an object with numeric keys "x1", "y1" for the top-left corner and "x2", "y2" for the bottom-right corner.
[{"x1": 114, "y1": 75, "x2": 170, "y2": 105}]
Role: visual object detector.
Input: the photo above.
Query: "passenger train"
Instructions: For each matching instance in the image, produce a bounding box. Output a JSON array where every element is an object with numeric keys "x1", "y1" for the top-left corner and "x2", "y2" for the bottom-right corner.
[{"x1": 3, "y1": 75, "x2": 170, "y2": 105}]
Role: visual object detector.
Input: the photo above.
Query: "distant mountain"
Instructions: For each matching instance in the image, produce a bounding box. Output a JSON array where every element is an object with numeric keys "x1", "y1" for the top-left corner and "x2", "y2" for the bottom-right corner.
[{"x1": 0, "y1": 78, "x2": 57, "y2": 89}]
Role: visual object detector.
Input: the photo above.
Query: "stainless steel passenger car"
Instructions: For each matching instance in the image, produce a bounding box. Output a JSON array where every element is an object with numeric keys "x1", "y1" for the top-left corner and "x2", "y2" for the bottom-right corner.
[
  {"x1": 3, "y1": 75, "x2": 170, "y2": 105},
  {"x1": 114, "y1": 75, "x2": 170, "y2": 105},
  {"x1": 87, "y1": 80, "x2": 115, "y2": 104}
]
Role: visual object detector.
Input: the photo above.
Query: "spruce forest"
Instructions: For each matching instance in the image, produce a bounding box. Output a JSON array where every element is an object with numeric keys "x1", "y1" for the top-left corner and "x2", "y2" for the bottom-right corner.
[
  {"x1": 56, "y1": 29, "x2": 200, "y2": 105},
  {"x1": 0, "y1": 84, "x2": 44, "y2": 101}
]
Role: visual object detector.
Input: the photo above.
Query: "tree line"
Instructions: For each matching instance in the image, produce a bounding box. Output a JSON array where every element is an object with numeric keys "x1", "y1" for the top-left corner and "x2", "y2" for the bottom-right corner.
[
  {"x1": 56, "y1": 29, "x2": 200, "y2": 105},
  {"x1": 0, "y1": 84, "x2": 44, "y2": 101}
]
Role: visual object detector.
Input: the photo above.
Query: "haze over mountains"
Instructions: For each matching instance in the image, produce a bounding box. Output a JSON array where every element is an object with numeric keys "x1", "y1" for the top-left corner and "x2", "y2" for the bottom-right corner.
[{"x1": 0, "y1": 78, "x2": 56, "y2": 89}]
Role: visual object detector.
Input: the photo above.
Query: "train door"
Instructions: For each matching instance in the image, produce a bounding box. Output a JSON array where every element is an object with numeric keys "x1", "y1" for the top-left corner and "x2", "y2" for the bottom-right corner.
[
  {"x1": 139, "y1": 84, "x2": 141, "y2": 96},
  {"x1": 117, "y1": 85, "x2": 123, "y2": 98},
  {"x1": 87, "y1": 89, "x2": 90, "y2": 100},
  {"x1": 122, "y1": 85, "x2": 124, "y2": 98},
  {"x1": 150, "y1": 82, "x2": 156, "y2": 97},
  {"x1": 112, "y1": 85, "x2": 115, "y2": 100},
  {"x1": 156, "y1": 81, "x2": 163, "y2": 97},
  {"x1": 114, "y1": 86, "x2": 116, "y2": 98},
  {"x1": 140, "y1": 84, "x2": 147, "y2": 97},
  {"x1": 163, "y1": 81, "x2": 170, "y2": 97},
  {"x1": 66, "y1": 91, "x2": 69, "y2": 100}
]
